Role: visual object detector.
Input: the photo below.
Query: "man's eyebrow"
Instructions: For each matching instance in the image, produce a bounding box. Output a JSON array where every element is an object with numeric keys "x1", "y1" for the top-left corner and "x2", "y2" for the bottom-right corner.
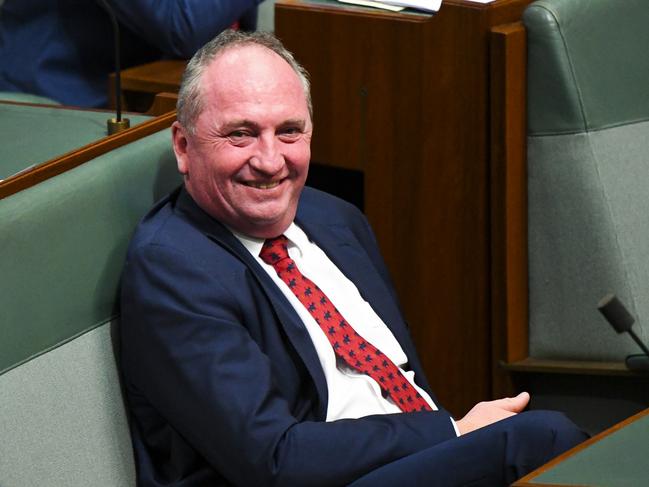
[
  {"x1": 220, "y1": 120, "x2": 260, "y2": 132},
  {"x1": 219, "y1": 119, "x2": 307, "y2": 131}
]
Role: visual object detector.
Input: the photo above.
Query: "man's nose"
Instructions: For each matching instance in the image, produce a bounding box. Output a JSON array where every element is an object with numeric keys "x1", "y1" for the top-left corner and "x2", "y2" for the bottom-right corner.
[{"x1": 249, "y1": 136, "x2": 284, "y2": 174}]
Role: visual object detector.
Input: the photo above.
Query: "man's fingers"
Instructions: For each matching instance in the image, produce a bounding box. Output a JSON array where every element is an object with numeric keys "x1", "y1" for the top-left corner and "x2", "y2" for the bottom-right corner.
[
  {"x1": 496, "y1": 391, "x2": 530, "y2": 412},
  {"x1": 457, "y1": 392, "x2": 531, "y2": 435}
]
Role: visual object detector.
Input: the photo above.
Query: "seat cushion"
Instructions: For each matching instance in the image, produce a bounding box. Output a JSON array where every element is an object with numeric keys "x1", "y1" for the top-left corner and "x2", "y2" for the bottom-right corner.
[
  {"x1": 525, "y1": 0, "x2": 649, "y2": 360},
  {"x1": 0, "y1": 322, "x2": 135, "y2": 486}
]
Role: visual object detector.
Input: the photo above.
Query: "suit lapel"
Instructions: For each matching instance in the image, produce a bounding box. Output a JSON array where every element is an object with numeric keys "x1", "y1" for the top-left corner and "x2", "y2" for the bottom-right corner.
[
  {"x1": 175, "y1": 188, "x2": 431, "y2": 409},
  {"x1": 176, "y1": 190, "x2": 329, "y2": 416}
]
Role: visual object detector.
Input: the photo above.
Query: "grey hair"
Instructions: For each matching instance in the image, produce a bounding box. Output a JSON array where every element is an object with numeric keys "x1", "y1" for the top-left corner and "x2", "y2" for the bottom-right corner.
[{"x1": 176, "y1": 29, "x2": 312, "y2": 133}]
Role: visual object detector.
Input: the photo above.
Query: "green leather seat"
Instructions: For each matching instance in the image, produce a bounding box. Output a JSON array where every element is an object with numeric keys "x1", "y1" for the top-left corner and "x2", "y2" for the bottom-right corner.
[
  {"x1": 524, "y1": 0, "x2": 649, "y2": 361},
  {"x1": 0, "y1": 128, "x2": 181, "y2": 486},
  {"x1": 0, "y1": 102, "x2": 151, "y2": 181}
]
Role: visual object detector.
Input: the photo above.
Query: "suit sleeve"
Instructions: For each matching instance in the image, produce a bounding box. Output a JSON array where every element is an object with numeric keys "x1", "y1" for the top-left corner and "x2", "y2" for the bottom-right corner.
[
  {"x1": 110, "y1": 0, "x2": 262, "y2": 58},
  {"x1": 121, "y1": 242, "x2": 457, "y2": 486}
]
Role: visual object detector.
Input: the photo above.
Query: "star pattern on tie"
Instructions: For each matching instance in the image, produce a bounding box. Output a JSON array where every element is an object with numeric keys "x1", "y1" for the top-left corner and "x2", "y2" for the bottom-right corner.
[{"x1": 260, "y1": 235, "x2": 432, "y2": 413}]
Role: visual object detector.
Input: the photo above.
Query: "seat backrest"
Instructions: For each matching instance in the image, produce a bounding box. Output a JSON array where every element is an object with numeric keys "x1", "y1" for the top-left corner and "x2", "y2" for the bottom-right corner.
[
  {"x1": 524, "y1": 0, "x2": 649, "y2": 360},
  {"x1": 0, "y1": 128, "x2": 181, "y2": 486},
  {"x1": 0, "y1": 91, "x2": 61, "y2": 105}
]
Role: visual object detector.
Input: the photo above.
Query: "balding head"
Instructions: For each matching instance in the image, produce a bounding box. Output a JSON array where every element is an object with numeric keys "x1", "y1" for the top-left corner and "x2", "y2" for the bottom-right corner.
[
  {"x1": 171, "y1": 32, "x2": 313, "y2": 238},
  {"x1": 176, "y1": 29, "x2": 312, "y2": 134}
]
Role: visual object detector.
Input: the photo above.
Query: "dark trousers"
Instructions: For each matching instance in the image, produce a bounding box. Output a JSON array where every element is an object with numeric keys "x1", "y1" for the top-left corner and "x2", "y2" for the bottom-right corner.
[{"x1": 349, "y1": 410, "x2": 588, "y2": 487}]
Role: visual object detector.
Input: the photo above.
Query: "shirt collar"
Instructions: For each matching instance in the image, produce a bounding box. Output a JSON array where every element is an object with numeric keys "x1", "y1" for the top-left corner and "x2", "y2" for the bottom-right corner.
[{"x1": 231, "y1": 222, "x2": 308, "y2": 259}]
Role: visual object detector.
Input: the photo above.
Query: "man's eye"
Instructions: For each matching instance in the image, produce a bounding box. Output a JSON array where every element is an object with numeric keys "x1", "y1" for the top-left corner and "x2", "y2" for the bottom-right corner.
[
  {"x1": 227, "y1": 131, "x2": 254, "y2": 145},
  {"x1": 278, "y1": 127, "x2": 302, "y2": 140}
]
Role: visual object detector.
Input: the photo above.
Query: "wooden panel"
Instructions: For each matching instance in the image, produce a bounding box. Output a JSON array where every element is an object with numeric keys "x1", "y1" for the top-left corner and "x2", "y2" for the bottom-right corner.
[
  {"x1": 109, "y1": 60, "x2": 186, "y2": 112},
  {"x1": 146, "y1": 92, "x2": 179, "y2": 116},
  {"x1": 489, "y1": 21, "x2": 528, "y2": 398},
  {"x1": 116, "y1": 60, "x2": 186, "y2": 94},
  {"x1": 277, "y1": 0, "x2": 532, "y2": 415}
]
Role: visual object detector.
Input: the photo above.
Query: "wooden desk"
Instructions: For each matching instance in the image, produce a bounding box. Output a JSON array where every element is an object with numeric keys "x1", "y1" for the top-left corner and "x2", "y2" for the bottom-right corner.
[
  {"x1": 514, "y1": 408, "x2": 649, "y2": 486},
  {"x1": 109, "y1": 60, "x2": 186, "y2": 112},
  {"x1": 276, "y1": 0, "x2": 532, "y2": 415}
]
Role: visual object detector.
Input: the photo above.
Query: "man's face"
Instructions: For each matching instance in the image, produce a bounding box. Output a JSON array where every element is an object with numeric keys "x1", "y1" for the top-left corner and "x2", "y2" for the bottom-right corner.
[{"x1": 173, "y1": 45, "x2": 312, "y2": 238}]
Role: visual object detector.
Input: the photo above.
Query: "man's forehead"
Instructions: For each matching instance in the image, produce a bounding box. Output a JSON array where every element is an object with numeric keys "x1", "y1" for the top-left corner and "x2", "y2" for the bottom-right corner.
[
  {"x1": 203, "y1": 44, "x2": 295, "y2": 87},
  {"x1": 211, "y1": 43, "x2": 265, "y2": 65},
  {"x1": 197, "y1": 44, "x2": 309, "y2": 119}
]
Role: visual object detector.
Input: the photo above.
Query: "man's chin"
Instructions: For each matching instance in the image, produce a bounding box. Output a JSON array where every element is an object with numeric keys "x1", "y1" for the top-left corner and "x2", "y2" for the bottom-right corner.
[{"x1": 232, "y1": 211, "x2": 295, "y2": 239}]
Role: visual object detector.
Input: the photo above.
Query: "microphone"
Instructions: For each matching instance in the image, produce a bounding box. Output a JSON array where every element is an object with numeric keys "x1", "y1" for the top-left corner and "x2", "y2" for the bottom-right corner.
[
  {"x1": 96, "y1": 0, "x2": 130, "y2": 135},
  {"x1": 597, "y1": 294, "x2": 649, "y2": 372}
]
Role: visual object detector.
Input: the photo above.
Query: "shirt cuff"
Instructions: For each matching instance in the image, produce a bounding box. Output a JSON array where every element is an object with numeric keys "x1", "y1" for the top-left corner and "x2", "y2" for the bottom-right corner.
[{"x1": 450, "y1": 417, "x2": 461, "y2": 437}]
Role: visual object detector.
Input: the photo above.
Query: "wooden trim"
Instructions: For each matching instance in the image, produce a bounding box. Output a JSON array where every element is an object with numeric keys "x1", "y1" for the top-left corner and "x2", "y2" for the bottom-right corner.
[
  {"x1": 0, "y1": 111, "x2": 176, "y2": 199},
  {"x1": 0, "y1": 99, "x2": 141, "y2": 114},
  {"x1": 502, "y1": 357, "x2": 646, "y2": 376},
  {"x1": 513, "y1": 408, "x2": 649, "y2": 486},
  {"x1": 489, "y1": 21, "x2": 528, "y2": 396}
]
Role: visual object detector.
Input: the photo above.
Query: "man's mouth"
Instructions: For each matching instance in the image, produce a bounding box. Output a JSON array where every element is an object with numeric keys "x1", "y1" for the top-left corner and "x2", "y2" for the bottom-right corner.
[{"x1": 244, "y1": 180, "x2": 281, "y2": 190}]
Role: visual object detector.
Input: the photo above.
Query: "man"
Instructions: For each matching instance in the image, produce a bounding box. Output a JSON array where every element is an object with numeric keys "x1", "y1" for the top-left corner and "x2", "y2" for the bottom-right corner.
[{"x1": 120, "y1": 30, "x2": 587, "y2": 486}]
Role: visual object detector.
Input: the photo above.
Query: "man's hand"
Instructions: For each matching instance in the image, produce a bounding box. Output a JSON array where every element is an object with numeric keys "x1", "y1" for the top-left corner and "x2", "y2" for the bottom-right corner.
[{"x1": 455, "y1": 392, "x2": 530, "y2": 435}]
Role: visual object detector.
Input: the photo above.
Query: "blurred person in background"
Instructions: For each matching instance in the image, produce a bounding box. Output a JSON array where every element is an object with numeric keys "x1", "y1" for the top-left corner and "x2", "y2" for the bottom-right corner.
[{"x1": 0, "y1": 0, "x2": 262, "y2": 107}]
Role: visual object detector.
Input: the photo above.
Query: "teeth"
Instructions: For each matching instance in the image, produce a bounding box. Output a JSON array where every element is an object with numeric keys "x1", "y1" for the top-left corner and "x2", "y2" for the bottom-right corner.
[{"x1": 248, "y1": 181, "x2": 280, "y2": 189}]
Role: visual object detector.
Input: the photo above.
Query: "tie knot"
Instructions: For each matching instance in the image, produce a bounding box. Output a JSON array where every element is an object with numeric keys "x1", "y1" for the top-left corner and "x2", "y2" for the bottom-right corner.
[{"x1": 260, "y1": 235, "x2": 290, "y2": 265}]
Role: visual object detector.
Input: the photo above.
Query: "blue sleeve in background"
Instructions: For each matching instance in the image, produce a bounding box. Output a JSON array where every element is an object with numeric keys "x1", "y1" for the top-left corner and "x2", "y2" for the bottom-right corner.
[
  {"x1": 0, "y1": 0, "x2": 262, "y2": 107},
  {"x1": 111, "y1": 0, "x2": 263, "y2": 58}
]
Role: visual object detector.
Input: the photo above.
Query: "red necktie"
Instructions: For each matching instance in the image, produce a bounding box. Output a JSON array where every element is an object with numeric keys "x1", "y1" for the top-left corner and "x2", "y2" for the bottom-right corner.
[{"x1": 260, "y1": 235, "x2": 432, "y2": 413}]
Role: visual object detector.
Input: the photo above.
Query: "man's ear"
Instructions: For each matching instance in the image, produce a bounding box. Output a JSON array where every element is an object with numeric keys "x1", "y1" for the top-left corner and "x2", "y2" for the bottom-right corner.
[{"x1": 172, "y1": 121, "x2": 190, "y2": 175}]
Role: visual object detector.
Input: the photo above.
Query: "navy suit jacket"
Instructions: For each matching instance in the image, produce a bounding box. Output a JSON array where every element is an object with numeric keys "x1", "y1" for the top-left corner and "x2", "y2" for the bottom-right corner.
[{"x1": 120, "y1": 186, "x2": 457, "y2": 486}]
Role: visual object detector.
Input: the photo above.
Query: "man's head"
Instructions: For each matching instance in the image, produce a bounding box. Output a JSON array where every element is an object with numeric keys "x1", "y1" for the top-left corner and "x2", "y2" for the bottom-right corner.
[{"x1": 173, "y1": 30, "x2": 313, "y2": 239}]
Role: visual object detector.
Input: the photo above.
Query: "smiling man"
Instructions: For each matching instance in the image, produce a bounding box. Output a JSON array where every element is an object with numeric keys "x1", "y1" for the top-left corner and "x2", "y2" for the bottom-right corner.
[
  {"x1": 119, "y1": 30, "x2": 586, "y2": 486},
  {"x1": 172, "y1": 40, "x2": 311, "y2": 239}
]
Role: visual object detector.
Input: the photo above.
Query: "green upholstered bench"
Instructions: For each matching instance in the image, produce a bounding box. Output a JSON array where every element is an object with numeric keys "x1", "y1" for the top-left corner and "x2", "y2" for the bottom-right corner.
[
  {"x1": 0, "y1": 128, "x2": 181, "y2": 486},
  {"x1": 524, "y1": 0, "x2": 649, "y2": 363},
  {"x1": 0, "y1": 102, "x2": 151, "y2": 182}
]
